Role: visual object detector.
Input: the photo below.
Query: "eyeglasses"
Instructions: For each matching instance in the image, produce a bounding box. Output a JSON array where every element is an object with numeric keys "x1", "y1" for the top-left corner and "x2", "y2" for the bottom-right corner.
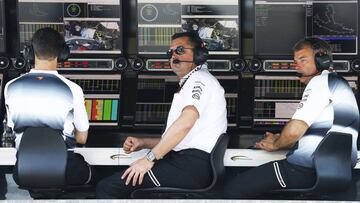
[{"x1": 166, "y1": 46, "x2": 194, "y2": 59}]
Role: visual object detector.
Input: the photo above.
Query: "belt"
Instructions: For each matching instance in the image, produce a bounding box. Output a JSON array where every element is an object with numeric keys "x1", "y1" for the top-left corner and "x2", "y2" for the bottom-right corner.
[{"x1": 175, "y1": 148, "x2": 210, "y2": 160}]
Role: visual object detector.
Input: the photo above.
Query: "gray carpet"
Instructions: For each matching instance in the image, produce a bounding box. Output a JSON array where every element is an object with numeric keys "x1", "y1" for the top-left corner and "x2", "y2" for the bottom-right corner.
[{"x1": 5, "y1": 174, "x2": 31, "y2": 200}]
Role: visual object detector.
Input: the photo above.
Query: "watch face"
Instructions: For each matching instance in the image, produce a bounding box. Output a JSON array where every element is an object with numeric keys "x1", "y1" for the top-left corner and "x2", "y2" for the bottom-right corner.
[{"x1": 147, "y1": 151, "x2": 156, "y2": 161}]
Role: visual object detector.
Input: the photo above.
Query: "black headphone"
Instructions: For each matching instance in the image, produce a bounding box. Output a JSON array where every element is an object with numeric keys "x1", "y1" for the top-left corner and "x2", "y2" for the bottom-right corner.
[
  {"x1": 23, "y1": 42, "x2": 70, "y2": 65},
  {"x1": 304, "y1": 37, "x2": 332, "y2": 71},
  {"x1": 193, "y1": 39, "x2": 209, "y2": 65}
]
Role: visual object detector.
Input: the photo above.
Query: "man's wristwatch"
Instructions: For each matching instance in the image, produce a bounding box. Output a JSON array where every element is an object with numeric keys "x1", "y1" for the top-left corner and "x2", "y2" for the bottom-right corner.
[{"x1": 146, "y1": 150, "x2": 157, "y2": 162}]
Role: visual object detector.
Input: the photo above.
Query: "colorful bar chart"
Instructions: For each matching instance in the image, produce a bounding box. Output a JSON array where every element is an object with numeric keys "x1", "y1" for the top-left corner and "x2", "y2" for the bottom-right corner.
[{"x1": 85, "y1": 98, "x2": 119, "y2": 122}]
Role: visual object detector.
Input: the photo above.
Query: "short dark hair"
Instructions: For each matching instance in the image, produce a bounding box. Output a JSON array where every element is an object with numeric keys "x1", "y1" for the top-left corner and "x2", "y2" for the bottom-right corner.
[
  {"x1": 293, "y1": 37, "x2": 332, "y2": 56},
  {"x1": 171, "y1": 32, "x2": 204, "y2": 49},
  {"x1": 32, "y1": 27, "x2": 64, "y2": 60}
]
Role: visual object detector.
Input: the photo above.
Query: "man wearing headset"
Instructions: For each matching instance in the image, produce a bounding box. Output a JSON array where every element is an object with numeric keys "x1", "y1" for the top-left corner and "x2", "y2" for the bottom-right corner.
[
  {"x1": 96, "y1": 32, "x2": 227, "y2": 198},
  {"x1": 4, "y1": 28, "x2": 93, "y2": 188},
  {"x1": 224, "y1": 38, "x2": 359, "y2": 198}
]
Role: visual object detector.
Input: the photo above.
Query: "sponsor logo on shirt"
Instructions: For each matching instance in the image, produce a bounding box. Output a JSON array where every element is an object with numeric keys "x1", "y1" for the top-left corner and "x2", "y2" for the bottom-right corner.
[
  {"x1": 192, "y1": 81, "x2": 205, "y2": 100},
  {"x1": 192, "y1": 93, "x2": 200, "y2": 100},
  {"x1": 300, "y1": 94, "x2": 309, "y2": 102},
  {"x1": 298, "y1": 89, "x2": 311, "y2": 109}
]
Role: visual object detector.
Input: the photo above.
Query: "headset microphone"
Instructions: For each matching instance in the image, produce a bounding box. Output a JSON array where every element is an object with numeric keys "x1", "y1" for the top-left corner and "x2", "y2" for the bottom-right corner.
[{"x1": 172, "y1": 59, "x2": 194, "y2": 64}]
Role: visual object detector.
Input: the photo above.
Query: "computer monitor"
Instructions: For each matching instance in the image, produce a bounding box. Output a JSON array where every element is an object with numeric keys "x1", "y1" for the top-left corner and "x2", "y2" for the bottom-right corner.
[
  {"x1": 182, "y1": 17, "x2": 239, "y2": 53},
  {"x1": 255, "y1": 1, "x2": 305, "y2": 57},
  {"x1": 18, "y1": 0, "x2": 122, "y2": 55},
  {"x1": 64, "y1": 74, "x2": 122, "y2": 126},
  {"x1": 137, "y1": 0, "x2": 240, "y2": 56},
  {"x1": 255, "y1": 0, "x2": 358, "y2": 57},
  {"x1": 308, "y1": 1, "x2": 358, "y2": 55}
]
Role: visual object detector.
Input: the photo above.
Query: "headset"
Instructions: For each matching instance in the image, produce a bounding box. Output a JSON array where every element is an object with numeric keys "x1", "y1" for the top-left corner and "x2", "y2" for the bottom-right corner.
[
  {"x1": 192, "y1": 37, "x2": 209, "y2": 65},
  {"x1": 23, "y1": 40, "x2": 70, "y2": 65},
  {"x1": 304, "y1": 37, "x2": 332, "y2": 71}
]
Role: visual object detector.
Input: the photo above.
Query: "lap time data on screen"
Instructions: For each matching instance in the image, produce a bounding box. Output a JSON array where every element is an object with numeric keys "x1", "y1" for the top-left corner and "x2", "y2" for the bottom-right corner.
[{"x1": 255, "y1": 0, "x2": 358, "y2": 56}]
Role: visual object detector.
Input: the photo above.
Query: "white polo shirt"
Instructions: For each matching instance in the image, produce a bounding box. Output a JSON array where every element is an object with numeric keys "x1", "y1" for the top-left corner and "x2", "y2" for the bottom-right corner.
[
  {"x1": 288, "y1": 70, "x2": 359, "y2": 167},
  {"x1": 164, "y1": 64, "x2": 227, "y2": 153},
  {"x1": 4, "y1": 69, "x2": 89, "y2": 148}
]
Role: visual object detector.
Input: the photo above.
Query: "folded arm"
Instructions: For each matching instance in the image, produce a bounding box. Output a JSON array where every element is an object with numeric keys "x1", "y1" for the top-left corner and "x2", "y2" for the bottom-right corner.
[{"x1": 256, "y1": 119, "x2": 309, "y2": 151}]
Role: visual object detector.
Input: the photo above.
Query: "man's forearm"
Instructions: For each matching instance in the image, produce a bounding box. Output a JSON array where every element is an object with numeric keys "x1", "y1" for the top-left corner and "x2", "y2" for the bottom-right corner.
[
  {"x1": 151, "y1": 106, "x2": 198, "y2": 160},
  {"x1": 75, "y1": 129, "x2": 88, "y2": 144},
  {"x1": 274, "y1": 119, "x2": 308, "y2": 150},
  {"x1": 142, "y1": 138, "x2": 161, "y2": 149},
  {"x1": 274, "y1": 133, "x2": 296, "y2": 150}
]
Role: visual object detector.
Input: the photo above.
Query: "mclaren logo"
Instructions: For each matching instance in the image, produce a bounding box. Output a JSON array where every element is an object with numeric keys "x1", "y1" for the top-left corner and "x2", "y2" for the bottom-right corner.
[
  {"x1": 192, "y1": 81, "x2": 204, "y2": 100},
  {"x1": 110, "y1": 153, "x2": 129, "y2": 160},
  {"x1": 36, "y1": 76, "x2": 44, "y2": 81},
  {"x1": 297, "y1": 102, "x2": 304, "y2": 109},
  {"x1": 192, "y1": 93, "x2": 200, "y2": 100}
]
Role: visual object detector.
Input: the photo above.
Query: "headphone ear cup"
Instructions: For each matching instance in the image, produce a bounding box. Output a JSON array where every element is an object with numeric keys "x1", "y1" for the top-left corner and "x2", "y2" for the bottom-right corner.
[
  {"x1": 314, "y1": 52, "x2": 331, "y2": 71},
  {"x1": 58, "y1": 43, "x2": 70, "y2": 62},
  {"x1": 193, "y1": 47, "x2": 208, "y2": 65},
  {"x1": 23, "y1": 45, "x2": 35, "y2": 65}
]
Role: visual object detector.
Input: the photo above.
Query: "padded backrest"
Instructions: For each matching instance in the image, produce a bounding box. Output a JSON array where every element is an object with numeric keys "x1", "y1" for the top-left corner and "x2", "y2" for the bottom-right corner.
[
  {"x1": 207, "y1": 133, "x2": 229, "y2": 190},
  {"x1": 16, "y1": 127, "x2": 67, "y2": 188},
  {"x1": 313, "y1": 131, "x2": 352, "y2": 192}
]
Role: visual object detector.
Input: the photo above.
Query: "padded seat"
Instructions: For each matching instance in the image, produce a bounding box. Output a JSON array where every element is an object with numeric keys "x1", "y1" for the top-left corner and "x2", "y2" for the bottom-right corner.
[
  {"x1": 131, "y1": 133, "x2": 229, "y2": 199},
  {"x1": 271, "y1": 131, "x2": 353, "y2": 197},
  {"x1": 15, "y1": 127, "x2": 94, "y2": 199}
]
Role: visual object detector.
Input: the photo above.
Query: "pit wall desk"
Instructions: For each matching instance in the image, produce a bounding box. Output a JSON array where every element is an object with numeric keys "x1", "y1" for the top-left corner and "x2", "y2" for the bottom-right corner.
[{"x1": 1, "y1": 148, "x2": 360, "y2": 169}]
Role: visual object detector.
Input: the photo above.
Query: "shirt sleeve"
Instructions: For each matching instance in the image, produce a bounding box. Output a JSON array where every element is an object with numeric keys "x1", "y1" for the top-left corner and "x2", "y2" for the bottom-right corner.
[
  {"x1": 292, "y1": 76, "x2": 330, "y2": 126},
  {"x1": 181, "y1": 74, "x2": 211, "y2": 117},
  {"x1": 72, "y1": 85, "x2": 89, "y2": 132},
  {"x1": 4, "y1": 79, "x2": 14, "y2": 129}
]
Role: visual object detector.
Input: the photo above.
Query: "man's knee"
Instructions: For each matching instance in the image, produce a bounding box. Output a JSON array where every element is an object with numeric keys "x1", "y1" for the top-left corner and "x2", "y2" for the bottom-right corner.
[
  {"x1": 96, "y1": 177, "x2": 123, "y2": 199},
  {"x1": 96, "y1": 173, "x2": 132, "y2": 199},
  {"x1": 66, "y1": 153, "x2": 91, "y2": 185}
]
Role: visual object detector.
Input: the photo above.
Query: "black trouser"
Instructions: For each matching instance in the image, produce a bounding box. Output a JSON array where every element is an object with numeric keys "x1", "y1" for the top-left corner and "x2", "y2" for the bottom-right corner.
[
  {"x1": 224, "y1": 159, "x2": 316, "y2": 199},
  {"x1": 0, "y1": 169, "x2": 6, "y2": 200},
  {"x1": 13, "y1": 151, "x2": 92, "y2": 186},
  {"x1": 96, "y1": 149, "x2": 211, "y2": 199},
  {"x1": 65, "y1": 151, "x2": 92, "y2": 185}
]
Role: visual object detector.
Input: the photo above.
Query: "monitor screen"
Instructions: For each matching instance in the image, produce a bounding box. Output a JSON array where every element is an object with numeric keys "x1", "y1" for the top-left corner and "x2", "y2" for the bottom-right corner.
[
  {"x1": 138, "y1": 0, "x2": 239, "y2": 55},
  {"x1": 255, "y1": 0, "x2": 358, "y2": 56},
  {"x1": 85, "y1": 98, "x2": 119, "y2": 124},
  {"x1": 308, "y1": 1, "x2": 358, "y2": 55},
  {"x1": 18, "y1": 0, "x2": 122, "y2": 54},
  {"x1": 255, "y1": 1, "x2": 305, "y2": 56},
  {"x1": 182, "y1": 18, "x2": 239, "y2": 52},
  {"x1": 0, "y1": 0, "x2": 5, "y2": 53},
  {"x1": 64, "y1": 74, "x2": 121, "y2": 126}
]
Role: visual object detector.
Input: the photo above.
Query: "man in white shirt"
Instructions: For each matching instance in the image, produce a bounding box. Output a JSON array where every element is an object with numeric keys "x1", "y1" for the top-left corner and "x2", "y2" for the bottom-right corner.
[
  {"x1": 224, "y1": 38, "x2": 359, "y2": 198},
  {"x1": 96, "y1": 32, "x2": 227, "y2": 199},
  {"x1": 4, "y1": 28, "x2": 92, "y2": 187}
]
